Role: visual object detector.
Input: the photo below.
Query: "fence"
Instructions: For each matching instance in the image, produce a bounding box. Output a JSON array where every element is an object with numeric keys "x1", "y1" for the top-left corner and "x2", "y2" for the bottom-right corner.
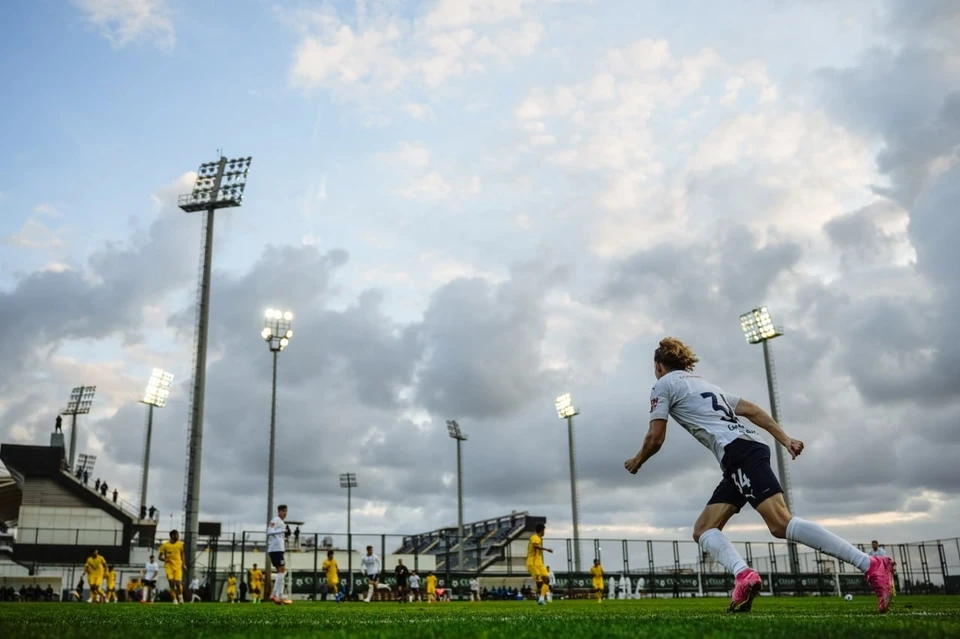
[{"x1": 7, "y1": 527, "x2": 959, "y2": 600}]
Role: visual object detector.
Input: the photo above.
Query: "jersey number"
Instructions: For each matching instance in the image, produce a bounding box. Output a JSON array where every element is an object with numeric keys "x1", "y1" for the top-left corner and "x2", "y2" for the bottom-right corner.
[{"x1": 700, "y1": 392, "x2": 740, "y2": 424}]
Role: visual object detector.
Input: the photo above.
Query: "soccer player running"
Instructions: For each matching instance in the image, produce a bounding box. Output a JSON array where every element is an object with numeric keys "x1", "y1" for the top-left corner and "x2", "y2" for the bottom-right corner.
[
  {"x1": 526, "y1": 523, "x2": 552, "y2": 605},
  {"x1": 142, "y1": 554, "x2": 159, "y2": 603},
  {"x1": 267, "y1": 504, "x2": 292, "y2": 605},
  {"x1": 591, "y1": 559, "x2": 605, "y2": 603},
  {"x1": 624, "y1": 338, "x2": 895, "y2": 613},
  {"x1": 361, "y1": 546, "x2": 382, "y2": 603},
  {"x1": 158, "y1": 530, "x2": 186, "y2": 604},
  {"x1": 105, "y1": 565, "x2": 117, "y2": 603},
  {"x1": 322, "y1": 551, "x2": 341, "y2": 603},
  {"x1": 409, "y1": 571, "x2": 421, "y2": 603},
  {"x1": 226, "y1": 573, "x2": 237, "y2": 603},
  {"x1": 83, "y1": 549, "x2": 107, "y2": 603},
  {"x1": 248, "y1": 563, "x2": 263, "y2": 604},
  {"x1": 394, "y1": 559, "x2": 410, "y2": 604}
]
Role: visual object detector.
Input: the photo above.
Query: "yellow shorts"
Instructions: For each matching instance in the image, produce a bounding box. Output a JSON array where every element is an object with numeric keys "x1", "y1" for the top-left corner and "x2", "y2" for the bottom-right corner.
[
  {"x1": 88, "y1": 574, "x2": 103, "y2": 589},
  {"x1": 326, "y1": 580, "x2": 339, "y2": 589},
  {"x1": 227, "y1": 589, "x2": 236, "y2": 597},
  {"x1": 165, "y1": 566, "x2": 183, "y2": 582},
  {"x1": 592, "y1": 579, "x2": 604, "y2": 590},
  {"x1": 528, "y1": 565, "x2": 549, "y2": 581}
]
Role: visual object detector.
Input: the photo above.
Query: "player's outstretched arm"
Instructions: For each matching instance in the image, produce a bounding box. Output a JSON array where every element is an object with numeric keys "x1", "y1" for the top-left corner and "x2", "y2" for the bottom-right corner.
[
  {"x1": 734, "y1": 399, "x2": 804, "y2": 459},
  {"x1": 625, "y1": 419, "x2": 667, "y2": 474}
]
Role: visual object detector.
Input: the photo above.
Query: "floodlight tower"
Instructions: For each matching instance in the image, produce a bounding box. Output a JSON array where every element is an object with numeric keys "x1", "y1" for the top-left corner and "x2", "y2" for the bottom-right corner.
[
  {"x1": 61, "y1": 386, "x2": 96, "y2": 470},
  {"x1": 555, "y1": 393, "x2": 582, "y2": 572},
  {"x1": 262, "y1": 308, "x2": 293, "y2": 589},
  {"x1": 139, "y1": 369, "x2": 174, "y2": 515},
  {"x1": 179, "y1": 153, "x2": 253, "y2": 586},
  {"x1": 739, "y1": 307, "x2": 795, "y2": 514},
  {"x1": 446, "y1": 420, "x2": 468, "y2": 570},
  {"x1": 340, "y1": 473, "x2": 357, "y2": 590}
]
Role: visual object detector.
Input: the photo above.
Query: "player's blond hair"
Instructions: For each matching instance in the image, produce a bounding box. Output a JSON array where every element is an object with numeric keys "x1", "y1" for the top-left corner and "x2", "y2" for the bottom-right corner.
[{"x1": 654, "y1": 337, "x2": 699, "y2": 372}]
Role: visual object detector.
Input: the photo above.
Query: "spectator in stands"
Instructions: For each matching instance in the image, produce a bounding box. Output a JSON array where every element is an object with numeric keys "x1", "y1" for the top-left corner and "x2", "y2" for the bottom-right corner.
[
  {"x1": 869, "y1": 540, "x2": 887, "y2": 557},
  {"x1": 294, "y1": 526, "x2": 300, "y2": 550},
  {"x1": 83, "y1": 470, "x2": 89, "y2": 484},
  {"x1": 95, "y1": 478, "x2": 101, "y2": 491},
  {"x1": 100, "y1": 482, "x2": 108, "y2": 498},
  {"x1": 140, "y1": 505, "x2": 147, "y2": 519},
  {"x1": 112, "y1": 488, "x2": 118, "y2": 504},
  {"x1": 76, "y1": 467, "x2": 83, "y2": 480},
  {"x1": 148, "y1": 505, "x2": 157, "y2": 519}
]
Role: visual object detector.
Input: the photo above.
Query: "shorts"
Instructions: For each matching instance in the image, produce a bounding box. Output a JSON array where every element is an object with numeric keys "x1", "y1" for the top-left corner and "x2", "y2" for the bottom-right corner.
[
  {"x1": 250, "y1": 584, "x2": 261, "y2": 595},
  {"x1": 269, "y1": 551, "x2": 285, "y2": 569},
  {"x1": 366, "y1": 573, "x2": 379, "y2": 582},
  {"x1": 396, "y1": 579, "x2": 408, "y2": 588},
  {"x1": 165, "y1": 566, "x2": 183, "y2": 582},
  {"x1": 528, "y1": 565, "x2": 549, "y2": 581},
  {"x1": 707, "y1": 438, "x2": 783, "y2": 510},
  {"x1": 326, "y1": 580, "x2": 339, "y2": 590},
  {"x1": 144, "y1": 579, "x2": 156, "y2": 588},
  {"x1": 89, "y1": 574, "x2": 103, "y2": 588},
  {"x1": 592, "y1": 579, "x2": 604, "y2": 590}
]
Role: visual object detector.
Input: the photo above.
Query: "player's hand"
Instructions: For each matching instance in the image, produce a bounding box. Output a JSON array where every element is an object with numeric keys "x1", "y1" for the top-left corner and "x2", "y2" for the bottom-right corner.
[
  {"x1": 546, "y1": 548, "x2": 553, "y2": 554},
  {"x1": 787, "y1": 439, "x2": 804, "y2": 459},
  {"x1": 624, "y1": 456, "x2": 642, "y2": 474}
]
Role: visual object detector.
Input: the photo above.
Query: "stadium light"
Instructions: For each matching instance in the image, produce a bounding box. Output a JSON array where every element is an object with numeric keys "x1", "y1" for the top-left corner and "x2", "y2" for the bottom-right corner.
[
  {"x1": 739, "y1": 306, "x2": 798, "y2": 572},
  {"x1": 340, "y1": 473, "x2": 357, "y2": 594},
  {"x1": 555, "y1": 393, "x2": 582, "y2": 572},
  {"x1": 179, "y1": 152, "x2": 253, "y2": 588},
  {"x1": 138, "y1": 369, "x2": 174, "y2": 515},
  {"x1": 446, "y1": 420, "x2": 468, "y2": 571},
  {"x1": 76, "y1": 453, "x2": 97, "y2": 477},
  {"x1": 61, "y1": 386, "x2": 96, "y2": 471},
  {"x1": 262, "y1": 308, "x2": 293, "y2": 589}
]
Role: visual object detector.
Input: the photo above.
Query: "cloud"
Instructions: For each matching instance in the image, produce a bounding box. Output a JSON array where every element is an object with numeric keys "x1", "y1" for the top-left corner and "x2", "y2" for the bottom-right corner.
[
  {"x1": 286, "y1": 1, "x2": 559, "y2": 115},
  {"x1": 73, "y1": 0, "x2": 175, "y2": 51}
]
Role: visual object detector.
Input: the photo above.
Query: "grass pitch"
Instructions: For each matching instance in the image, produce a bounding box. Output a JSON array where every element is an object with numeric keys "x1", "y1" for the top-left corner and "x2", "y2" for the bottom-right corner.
[{"x1": 1, "y1": 596, "x2": 959, "y2": 638}]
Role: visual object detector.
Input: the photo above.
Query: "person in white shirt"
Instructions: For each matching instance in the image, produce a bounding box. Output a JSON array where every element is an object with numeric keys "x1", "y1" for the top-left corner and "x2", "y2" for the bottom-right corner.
[
  {"x1": 142, "y1": 555, "x2": 159, "y2": 603},
  {"x1": 189, "y1": 577, "x2": 201, "y2": 603},
  {"x1": 469, "y1": 577, "x2": 480, "y2": 602},
  {"x1": 408, "y1": 571, "x2": 421, "y2": 602},
  {"x1": 267, "y1": 504, "x2": 291, "y2": 605},
  {"x1": 360, "y1": 546, "x2": 382, "y2": 602},
  {"x1": 868, "y1": 540, "x2": 887, "y2": 557},
  {"x1": 624, "y1": 337, "x2": 895, "y2": 614}
]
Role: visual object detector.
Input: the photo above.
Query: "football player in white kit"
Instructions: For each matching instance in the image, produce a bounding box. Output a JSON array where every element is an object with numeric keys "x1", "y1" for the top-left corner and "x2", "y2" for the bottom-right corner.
[
  {"x1": 624, "y1": 338, "x2": 895, "y2": 613},
  {"x1": 141, "y1": 554, "x2": 159, "y2": 603},
  {"x1": 267, "y1": 504, "x2": 292, "y2": 605},
  {"x1": 361, "y1": 546, "x2": 382, "y2": 602}
]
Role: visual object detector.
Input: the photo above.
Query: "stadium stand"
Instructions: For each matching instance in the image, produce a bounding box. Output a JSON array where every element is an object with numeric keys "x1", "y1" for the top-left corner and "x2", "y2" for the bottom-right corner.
[{"x1": 394, "y1": 512, "x2": 546, "y2": 573}]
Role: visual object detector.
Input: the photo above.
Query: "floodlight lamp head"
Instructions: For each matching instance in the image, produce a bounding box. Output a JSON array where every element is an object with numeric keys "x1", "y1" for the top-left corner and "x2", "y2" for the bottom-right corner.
[
  {"x1": 739, "y1": 306, "x2": 783, "y2": 344},
  {"x1": 339, "y1": 472, "x2": 357, "y2": 488},
  {"x1": 555, "y1": 393, "x2": 578, "y2": 418},
  {"x1": 446, "y1": 419, "x2": 467, "y2": 440},
  {"x1": 262, "y1": 327, "x2": 272, "y2": 340}
]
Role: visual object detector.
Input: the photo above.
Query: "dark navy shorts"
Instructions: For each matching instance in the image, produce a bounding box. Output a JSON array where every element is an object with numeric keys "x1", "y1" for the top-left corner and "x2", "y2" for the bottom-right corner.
[
  {"x1": 707, "y1": 439, "x2": 783, "y2": 510},
  {"x1": 269, "y1": 551, "x2": 285, "y2": 569}
]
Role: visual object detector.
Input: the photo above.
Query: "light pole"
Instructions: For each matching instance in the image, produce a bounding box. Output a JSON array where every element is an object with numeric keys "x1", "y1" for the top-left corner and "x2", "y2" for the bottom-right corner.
[
  {"x1": 262, "y1": 308, "x2": 293, "y2": 589},
  {"x1": 340, "y1": 473, "x2": 357, "y2": 593},
  {"x1": 739, "y1": 306, "x2": 799, "y2": 572},
  {"x1": 446, "y1": 420, "x2": 467, "y2": 571},
  {"x1": 179, "y1": 153, "x2": 253, "y2": 587},
  {"x1": 61, "y1": 386, "x2": 96, "y2": 471},
  {"x1": 138, "y1": 369, "x2": 174, "y2": 515},
  {"x1": 555, "y1": 393, "x2": 582, "y2": 573}
]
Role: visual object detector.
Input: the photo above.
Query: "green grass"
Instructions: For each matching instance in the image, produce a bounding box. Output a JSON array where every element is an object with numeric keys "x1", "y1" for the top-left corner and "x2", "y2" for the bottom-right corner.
[{"x1": 1, "y1": 596, "x2": 959, "y2": 638}]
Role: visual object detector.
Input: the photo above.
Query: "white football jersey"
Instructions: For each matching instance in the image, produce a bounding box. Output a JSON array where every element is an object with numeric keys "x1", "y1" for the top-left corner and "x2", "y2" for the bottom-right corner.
[
  {"x1": 144, "y1": 561, "x2": 159, "y2": 580},
  {"x1": 409, "y1": 574, "x2": 420, "y2": 589},
  {"x1": 868, "y1": 547, "x2": 887, "y2": 557},
  {"x1": 649, "y1": 370, "x2": 765, "y2": 464},
  {"x1": 267, "y1": 516, "x2": 286, "y2": 553},
  {"x1": 361, "y1": 554, "x2": 381, "y2": 576}
]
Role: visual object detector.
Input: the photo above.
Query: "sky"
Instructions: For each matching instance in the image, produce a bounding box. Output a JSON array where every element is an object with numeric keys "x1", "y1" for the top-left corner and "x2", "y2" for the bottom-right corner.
[{"x1": 1, "y1": 0, "x2": 959, "y2": 551}]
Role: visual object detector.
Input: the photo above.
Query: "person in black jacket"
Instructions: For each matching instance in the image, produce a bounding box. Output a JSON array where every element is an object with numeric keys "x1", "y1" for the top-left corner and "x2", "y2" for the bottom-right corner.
[{"x1": 394, "y1": 559, "x2": 410, "y2": 604}]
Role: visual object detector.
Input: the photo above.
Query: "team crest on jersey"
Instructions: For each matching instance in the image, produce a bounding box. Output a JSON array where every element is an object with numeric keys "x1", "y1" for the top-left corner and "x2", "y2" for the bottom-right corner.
[{"x1": 650, "y1": 398, "x2": 659, "y2": 413}]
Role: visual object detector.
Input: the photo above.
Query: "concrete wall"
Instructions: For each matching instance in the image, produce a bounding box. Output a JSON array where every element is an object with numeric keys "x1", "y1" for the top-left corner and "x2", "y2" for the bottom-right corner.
[{"x1": 18, "y1": 505, "x2": 123, "y2": 547}]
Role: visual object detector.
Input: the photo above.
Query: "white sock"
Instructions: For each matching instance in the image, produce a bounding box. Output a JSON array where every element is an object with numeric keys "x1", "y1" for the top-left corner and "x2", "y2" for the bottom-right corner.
[
  {"x1": 786, "y1": 517, "x2": 871, "y2": 573},
  {"x1": 276, "y1": 575, "x2": 285, "y2": 598},
  {"x1": 699, "y1": 528, "x2": 749, "y2": 576},
  {"x1": 366, "y1": 584, "x2": 374, "y2": 600}
]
